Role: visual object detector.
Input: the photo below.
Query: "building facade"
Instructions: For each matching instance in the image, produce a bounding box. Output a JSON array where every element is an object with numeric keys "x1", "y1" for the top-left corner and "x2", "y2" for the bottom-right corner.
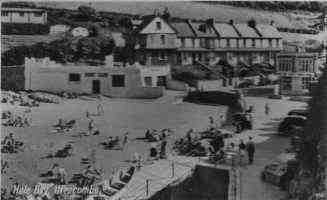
[
  {"x1": 1, "y1": 7, "x2": 47, "y2": 24},
  {"x1": 277, "y1": 52, "x2": 319, "y2": 95},
  {"x1": 24, "y1": 56, "x2": 170, "y2": 98},
  {"x1": 136, "y1": 15, "x2": 283, "y2": 68}
]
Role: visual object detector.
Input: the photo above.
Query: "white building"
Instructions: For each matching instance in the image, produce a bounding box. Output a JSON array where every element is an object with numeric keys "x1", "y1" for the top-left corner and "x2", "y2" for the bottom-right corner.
[
  {"x1": 50, "y1": 24, "x2": 71, "y2": 35},
  {"x1": 1, "y1": 7, "x2": 47, "y2": 24},
  {"x1": 24, "y1": 56, "x2": 170, "y2": 98},
  {"x1": 71, "y1": 27, "x2": 89, "y2": 37}
]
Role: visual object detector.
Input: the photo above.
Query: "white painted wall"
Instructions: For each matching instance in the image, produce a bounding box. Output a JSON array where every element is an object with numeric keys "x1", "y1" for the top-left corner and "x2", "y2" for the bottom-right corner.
[
  {"x1": 71, "y1": 27, "x2": 89, "y2": 37},
  {"x1": 230, "y1": 39, "x2": 237, "y2": 48},
  {"x1": 255, "y1": 39, "x2": 261, "y2": 48},
  {"x1": 1, "y1": 11, "x2": 46, "y2": 24},
  {"x1": 50, "y1": 25, "x2": 70, "y2": 34},
  {"x1": 262, "y1": 39, "x2": 269, "y2": 48},
  {"x1": 176, "y1": 38, "x2": 181, "y2": 48},
  {"x1": 272, "y1": 39, "x2": 277, "y2": 48},
  {"x1": 140, "y1": 17, "x2": 175, "y2": 34},
  {"x1": 194, "y1": 39, "x2": 200, "y2": 48},
  {"x1": 24, "y1": 57, "x2": 170, "y2": 97},
  {"x1": 185, "y1": 38, "x2": 193, "y2": 48}
]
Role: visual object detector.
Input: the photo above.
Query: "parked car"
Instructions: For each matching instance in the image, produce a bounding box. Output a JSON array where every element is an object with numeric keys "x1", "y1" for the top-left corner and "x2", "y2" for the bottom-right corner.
[
  {"x1": 287, "y1": 109, "x2": 309, "y2": 118},
  {"x1": 232, "y1": 113, "x2": 252, "y2": 133},
  {"x1": 278, "y1": 115, "x2": 306, "y2": 136},
  {"x1": 268, "y1": 94, "x2": 282, "y2": 99},
  {"x1": 261, "y1": 153, "x2": 299, "y2": 190}
]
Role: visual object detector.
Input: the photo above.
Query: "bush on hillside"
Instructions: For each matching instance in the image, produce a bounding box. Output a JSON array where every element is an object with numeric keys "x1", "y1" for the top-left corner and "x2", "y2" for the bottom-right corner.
[
  {"x1": 2, "y1": 23, "x2": 50, "y2": 35},
  {"x1": 2, "y1": 33, "x2": 115, "y2": 66}
]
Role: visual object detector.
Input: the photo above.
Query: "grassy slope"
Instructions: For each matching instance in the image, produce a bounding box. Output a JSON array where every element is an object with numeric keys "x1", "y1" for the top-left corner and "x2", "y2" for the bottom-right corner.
[{"x1": 38, "y1": 1, "x2": 320, "y2": 29}]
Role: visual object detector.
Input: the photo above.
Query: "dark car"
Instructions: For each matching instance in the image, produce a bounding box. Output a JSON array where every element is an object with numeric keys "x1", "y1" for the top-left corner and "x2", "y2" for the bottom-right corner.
[
  {"x1": 278, "y1": 115, "x2": 306, "y2": 136},
  {"x1": 287, "y1": 109, "x2": 309, "y2": 118},
  {"x1": 232, "y1": 113, "x2": 252, "y2": 133},
  {"x1": 261, "y1": 153, "x2": 299, "y2": 190}
]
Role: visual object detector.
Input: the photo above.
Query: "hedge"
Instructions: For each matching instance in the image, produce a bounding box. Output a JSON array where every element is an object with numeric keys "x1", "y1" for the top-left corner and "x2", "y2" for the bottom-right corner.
[{"x1": 2, "y1": 23, "x2": 50, "y2": 35}]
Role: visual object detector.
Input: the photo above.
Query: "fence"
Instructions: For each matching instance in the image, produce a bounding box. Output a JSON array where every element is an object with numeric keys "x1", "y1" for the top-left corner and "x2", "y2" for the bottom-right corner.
[
  {"x1": 241, "y1": 84, "x2": 279, "y2": 97},
  {"x1": 166, "y1": 80, "x2": 188, "y2": 91},
  {"x1": 184, "y1": 90, "x2": 240, "y2": 107}
]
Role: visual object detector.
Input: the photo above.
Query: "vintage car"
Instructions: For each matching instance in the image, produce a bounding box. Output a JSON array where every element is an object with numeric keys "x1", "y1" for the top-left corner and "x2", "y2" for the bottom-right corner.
[
  {"x1": 278, "y1": 115, "x2": 306, "y2": 136},
  {"x1": 261, "y1": 153, "x2": 299, "y2": 190},
  {"x1": 232, "y1": 113, "x2": 252, "y2": 133},
  {"x1": 287, "y1": 109, "x2": 309, "y2": 118}
]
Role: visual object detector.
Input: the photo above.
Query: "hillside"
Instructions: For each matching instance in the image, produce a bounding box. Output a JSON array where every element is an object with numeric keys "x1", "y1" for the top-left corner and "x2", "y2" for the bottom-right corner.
[
  {"x1": 204, "y1": 1, "x2": 327, "y2": 13},
  {"x1": 1, "y1": 34, "x2": 64, "y2": 53},
  {"x1": 37, "y1": 1, "x2": 321, "y2": 30}
]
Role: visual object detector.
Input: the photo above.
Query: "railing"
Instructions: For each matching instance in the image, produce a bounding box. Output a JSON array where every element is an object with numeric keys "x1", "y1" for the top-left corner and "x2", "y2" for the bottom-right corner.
[{"x1": 149, "y1": 59, "x2": 169, "y2": 66}]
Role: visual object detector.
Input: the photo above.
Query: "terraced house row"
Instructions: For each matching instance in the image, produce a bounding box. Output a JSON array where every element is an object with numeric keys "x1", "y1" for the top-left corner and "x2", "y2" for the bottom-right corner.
[{"x1": 135, "y1": 15, "x2": 283, "y2": 68}]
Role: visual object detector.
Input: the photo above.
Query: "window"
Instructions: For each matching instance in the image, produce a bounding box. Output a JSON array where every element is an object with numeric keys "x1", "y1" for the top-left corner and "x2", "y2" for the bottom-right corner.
[
  {"x1": 157, "y1": 76, "x2": 166, "y2": 86},
  {"x1": 160, "y1": 35, "x2": 165, "y2": 45},
  {"x1": 243, "y1": 39, "x2": 246, "y2": 47},
  {"x1": 112, "y1": 75, "x2": 125, "y2": 87},
  {"x1": 159, "y1": 52, "x2": 167, "y2": 60},
  {"x1": 191, "y1": 39, "x2": 195, "y2": 47},
  {"x1": 268, "y1": 39, "x2": 272, "y2": 47},
  {"x1": 1, "y1": 12, "x2": 8, "y2": 16},
  {"x1": 181, "y1": 38, "x2": 185, "y2": 47},
  {"x1": 292, "y1": 63, "x2": 296, "y2": 72},
  {"x1": 144, "y1": 77, "x2": 152, "y2": 86},
  {"x1": 34, "y1": 12, "x2": 42, "y2": 17},
  {"x1": 85, "y1": 73, "x2": 95, "y2": 77},
  {"x1": 228, "y1": 78, "x2": 233, "y2": 86},
  {"x1": 281, "y1": 77, "x2": 292, "y2": 91},
  {"x1": 200, "y1": 38, "x2": 206, "y2": 48},
  {"x1": 156, "y1": 22, "x2": 161, "y2": 30},
  {"x1": 18, "y1": 12, "x2": 25, "y2": 17},
  {"x1": 302, "y1": 77, "x2": 311, "y2": 89},
  {"x1": 252, "y1": 39, "x2": 255, "y2": 47},
  {"x1": 226, "y1": 39, "x2": 230, "y2": 47},
  {"x1": 69, "y1": 73, "x2": 81, "y2": 82},
  {"x1": 98, "y1": 73, "x2": 108, "y2": 77}
]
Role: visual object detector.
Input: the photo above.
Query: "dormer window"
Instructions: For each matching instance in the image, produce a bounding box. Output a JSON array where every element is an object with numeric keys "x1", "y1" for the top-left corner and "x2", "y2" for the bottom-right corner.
[
  {"x1": 198, "y1": 24, "x2": 206, "y2": 33},
  {"x1": 156, "y1": 22, "x2": 161, "y2": 30}
]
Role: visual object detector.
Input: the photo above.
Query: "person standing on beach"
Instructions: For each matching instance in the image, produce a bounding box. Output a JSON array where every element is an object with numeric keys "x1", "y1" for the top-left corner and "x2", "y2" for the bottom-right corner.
[
  {"x1": 265, "y1": 103, "x2": 270, "y2": 116},
  {"x1": 122, "y1": 132, "x2": 129, "y2": 151},
  {"x1": 246, "y1": 137, "x2": 255, "y2": 164}
]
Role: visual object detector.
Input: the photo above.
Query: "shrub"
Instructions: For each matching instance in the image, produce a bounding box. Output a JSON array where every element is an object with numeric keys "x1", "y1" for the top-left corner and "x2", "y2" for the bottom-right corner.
[{"x1": 2, "y1": 23, "x2": 50, "y2": 35}]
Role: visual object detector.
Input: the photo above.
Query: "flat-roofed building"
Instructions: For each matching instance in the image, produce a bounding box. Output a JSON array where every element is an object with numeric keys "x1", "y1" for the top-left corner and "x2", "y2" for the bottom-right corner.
[{"x1": 1, "y1": 7, "x2": 47, "y2": 24}]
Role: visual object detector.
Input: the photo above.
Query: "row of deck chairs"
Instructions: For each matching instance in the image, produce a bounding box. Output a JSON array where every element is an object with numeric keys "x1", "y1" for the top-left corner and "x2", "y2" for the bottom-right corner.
[{"x1": 52, "y1": 119, "x2": 76, "y2": 133}]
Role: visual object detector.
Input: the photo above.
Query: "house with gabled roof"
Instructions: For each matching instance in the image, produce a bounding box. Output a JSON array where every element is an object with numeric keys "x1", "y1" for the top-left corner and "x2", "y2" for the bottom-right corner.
[
  {"x1": 136, "y1": 12, "x2": 283, "y2": 72},
  {"x1": 136, "y1": 14, "x2": 178, "y2": 67}
]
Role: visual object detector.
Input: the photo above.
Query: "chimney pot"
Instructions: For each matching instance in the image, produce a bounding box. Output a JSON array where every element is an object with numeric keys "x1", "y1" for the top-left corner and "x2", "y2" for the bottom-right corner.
[{"x1": 229, "y1": 20, "x2": 234, "y2": 25}]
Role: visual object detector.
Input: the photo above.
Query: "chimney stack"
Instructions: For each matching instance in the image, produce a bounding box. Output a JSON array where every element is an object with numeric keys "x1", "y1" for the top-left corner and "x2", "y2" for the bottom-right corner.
[
  {"x1": 206, "y1": 18, "x2": 214, "y2": 26},
  {"x1": 248, "y1": 19, "x2": 256, "y2": 28}
]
